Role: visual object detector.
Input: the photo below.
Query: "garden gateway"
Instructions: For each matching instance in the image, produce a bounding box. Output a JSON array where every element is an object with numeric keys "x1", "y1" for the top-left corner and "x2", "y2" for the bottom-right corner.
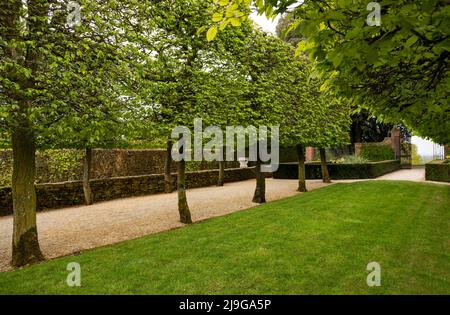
[{"x1": 171, "y1": 118, "x2": 280, "y2": 172}]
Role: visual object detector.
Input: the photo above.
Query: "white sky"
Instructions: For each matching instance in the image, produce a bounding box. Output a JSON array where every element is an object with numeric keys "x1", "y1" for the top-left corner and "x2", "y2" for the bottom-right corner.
[
  {"x1": 251, "y1": 12, "x2": 279, "y2": 34},
  {"x1": 412, "y1": 136, "x2": 437, "y2": 157}
]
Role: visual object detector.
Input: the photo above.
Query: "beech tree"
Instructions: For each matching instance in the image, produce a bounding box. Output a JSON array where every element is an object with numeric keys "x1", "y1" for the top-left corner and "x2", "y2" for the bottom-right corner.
[
  {"x1": 278, "y1": 58, "x2": 316, "y2": 191},
  {"x1": 310, "y1": 78, "x2": 352, "y2": 183},
  {"x1": 42, "y1": 89, "x2": 129, "y2": 206},
  {"x1": 209, "y1": 0, "x2": 450, "y2": 145},
  {"x1": 194, "y1": 59, "x2": 251, "y2": 186},
  {"x1": 240, "y1": 31, "x2": 292, "y2": 203},
  {"x1": 136, "y1": 0, "x2": 216, "y2": 223},
  {"x1": 279, "y1": 58, "x2": 351, "y2": 188},
  {"x1": 197, "y1": 24, "x2": 292, "y2": 200},
  {"x1": 0, "y1": 0, "x2": 132, "y2": 266},
  {"x1": 126, "y1": 0, "x2": 255, "y2": 222},
  {"x1": 40, "y1": 25, "x2": 132, "y2": 205},
  {"x1": 274, "y1": 18, "x2": 351, "y2": 188}
]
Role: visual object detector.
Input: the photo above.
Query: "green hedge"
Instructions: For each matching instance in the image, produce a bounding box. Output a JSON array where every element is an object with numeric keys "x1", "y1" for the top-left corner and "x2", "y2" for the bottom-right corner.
[
  {"x1": 360, "y1": 144, "x2": 395, "y2": 161},
  {"x1": 0, "y1": 154, "x2": 12, "y2": 188},
  {"x1": 0, "y1": 167, "x2": 256, "y2": 216},
  {"x1": 274, "y1": 160, "x2": 401, "y2": 180},
  {"x1": 0, "y1": 149, "x2": 83, "y2": 187},
  {"x1": 425, "y1": 160, "x2": 450, "y2": 182}
]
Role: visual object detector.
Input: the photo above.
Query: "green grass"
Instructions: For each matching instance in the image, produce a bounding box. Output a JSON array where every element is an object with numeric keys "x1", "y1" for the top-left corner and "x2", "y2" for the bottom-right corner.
[{"x1": 0, "y1": 181, "x2": 449, "y2": 294}]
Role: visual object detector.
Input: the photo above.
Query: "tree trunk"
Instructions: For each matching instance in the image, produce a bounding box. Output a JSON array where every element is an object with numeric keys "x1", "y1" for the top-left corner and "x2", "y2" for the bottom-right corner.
[
  {"x1": 296, "y1": 144, "x2": 307, "y2": 192},
  {"x1": 83, "y1": 147, "x2": 93, "y2": 205},
  {"x1": 177, "y1": 159, "x2": 192, "y2": 224},
  {"x1": 252, "y1": 155, "x2": 266, "y2": 204},
  {"x1": 348, "y1": 143, "x2": 355, "y2": 155},
  {"x1": 217, "y1": 161, "x2": 225, "y2": 186},
  {"x1": 164, "y1": 140, "x2": 173, "y2": 193},
  {"x1": 7, "y1": 0, "x2": 48, "y2": 267},
  {"x1": 11, "y1": 125, "x2": 44, "y2": 267},
  {"x1": 319, "y1": 148, "x2": 331, "y2": 183},
  {"x1": 354, "y1": 123, "x2": 363, "y2": 143},
  {"x1": 217, "y1": 146, "x2": 226, "y2": 186}
]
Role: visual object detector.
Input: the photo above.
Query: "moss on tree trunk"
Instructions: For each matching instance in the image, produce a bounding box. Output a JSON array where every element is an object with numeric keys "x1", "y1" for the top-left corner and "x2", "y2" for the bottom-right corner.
[
  {"x1": 83, "y1": 147, "x2": 93, "y2": 205},
  {"x1": 11, "y1": 124, "x2": 44, "y2": 267},
  {"x1": 296, "y1": 143, "x2": 307, "y2": 192},
  {"x1": 320, "y1": 147, "x2": 331, "y2": 183},
  {"x1": 164, "y1": 140, "x2": 174, "y2": 193},
  {"x1": 177, "y1": 159, "x2": 192, "y2": 224}
]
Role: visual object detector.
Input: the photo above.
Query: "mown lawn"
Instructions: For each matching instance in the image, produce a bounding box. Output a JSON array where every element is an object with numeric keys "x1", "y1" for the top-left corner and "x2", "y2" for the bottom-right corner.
[{"x1": 0, "y1": 181, "x2": 448, "y2": 294}]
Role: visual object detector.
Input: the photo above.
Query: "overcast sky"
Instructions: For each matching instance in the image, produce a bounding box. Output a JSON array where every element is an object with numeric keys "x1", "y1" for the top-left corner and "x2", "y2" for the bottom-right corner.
[
  {"x1": 251, "y1": 12, "x2": 279, "y2": 34},
  {"x1": 412, "y1": 136, "x2": 439, "y2": 157}
]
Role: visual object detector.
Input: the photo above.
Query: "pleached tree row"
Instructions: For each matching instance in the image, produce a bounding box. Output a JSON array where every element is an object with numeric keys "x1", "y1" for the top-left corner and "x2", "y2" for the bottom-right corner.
[{"x1": 0, "y1": 0, "x2": 351, "y2": 267}]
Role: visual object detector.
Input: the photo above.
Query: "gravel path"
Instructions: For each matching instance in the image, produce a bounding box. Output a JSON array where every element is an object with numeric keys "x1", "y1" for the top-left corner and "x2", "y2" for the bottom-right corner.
[
  {"x1": 376, "y1": 168, "x2": 426, "y2": 181},
  {"x1": 0, "y1": 178, "x2": 332, "y2": 272},
  {"x1": 376, "y1": 167, "x2": 449, "y2": 185}
]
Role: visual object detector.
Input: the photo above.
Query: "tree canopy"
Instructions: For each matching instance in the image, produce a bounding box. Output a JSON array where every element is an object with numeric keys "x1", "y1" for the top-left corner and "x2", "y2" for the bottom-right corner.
[{"x1": 210, "y1": 0, "x2": 450, "y2": 144}]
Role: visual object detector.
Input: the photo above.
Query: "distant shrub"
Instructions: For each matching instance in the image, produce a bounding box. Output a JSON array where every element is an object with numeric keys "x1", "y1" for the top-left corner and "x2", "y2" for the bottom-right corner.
[
  {"x1": 426, "y1": 160, "x2": 450, "y2": 182},
  {"x1": 312, "y1": 149, "x2": 338, "y2": 162},
  {"x1": 328, "y1": 158, "x2": 345, "y2": 164},
  {"x1": 342, "y1": 155, "x2": 369, "y2": 164},
  {"x1": 360, "y1": 145, "x2": 394, "y2": 161},
  {"x1": 329, "y1": 155, "x2": 369, "y2": 164}
]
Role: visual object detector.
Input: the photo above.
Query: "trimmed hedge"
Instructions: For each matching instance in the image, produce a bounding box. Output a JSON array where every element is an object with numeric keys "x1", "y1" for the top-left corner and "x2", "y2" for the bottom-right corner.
[
  {"x1": 360, "y1": 144, "x2": 395, "y2": 161},
  {"x1": 425, "y1": 160, "x2": 450, "y2": 182},
  {"x1": 273, "y1": 160, "x2": 400, "y2": 180},
  {"x1": 0, "y1": 167, "x2": 256, "y2": 217}
]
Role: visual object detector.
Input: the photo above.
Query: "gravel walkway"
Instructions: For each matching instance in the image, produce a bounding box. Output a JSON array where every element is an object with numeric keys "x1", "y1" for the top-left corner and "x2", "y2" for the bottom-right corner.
[
  {"x1": 376, "y1": 167, "x2": 449, "y2": 185},
  {"x1": 0, "y1": 178, "x2": 331, "y2": 272},
  {"x1": 376, "y1": 168, "x2": 426, "y2": 181}
]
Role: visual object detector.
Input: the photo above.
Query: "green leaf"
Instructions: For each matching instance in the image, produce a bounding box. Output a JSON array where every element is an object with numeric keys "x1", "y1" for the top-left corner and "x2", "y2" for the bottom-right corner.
[
  {"x1": 212, "y1": 13, "x2": 223, "y2": 22},
  {"x1": 196, "y1": 25, "x2": 207, "y2": 35},
  {"x1": 206, "y1": 26, "x2": 218, "y2": 41},
  {"x1": 256, "y1": 0, "x2": 264, "y2": 10},
  {"x1": 406, "y1": 35, "x2": 418, "y2": 47},
  {"x1": 219, "y1": 19, "x2": 230, "y2": 30},
  {"x1": 230, "y1": 18, "x2": 241, "y2": 27}
]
